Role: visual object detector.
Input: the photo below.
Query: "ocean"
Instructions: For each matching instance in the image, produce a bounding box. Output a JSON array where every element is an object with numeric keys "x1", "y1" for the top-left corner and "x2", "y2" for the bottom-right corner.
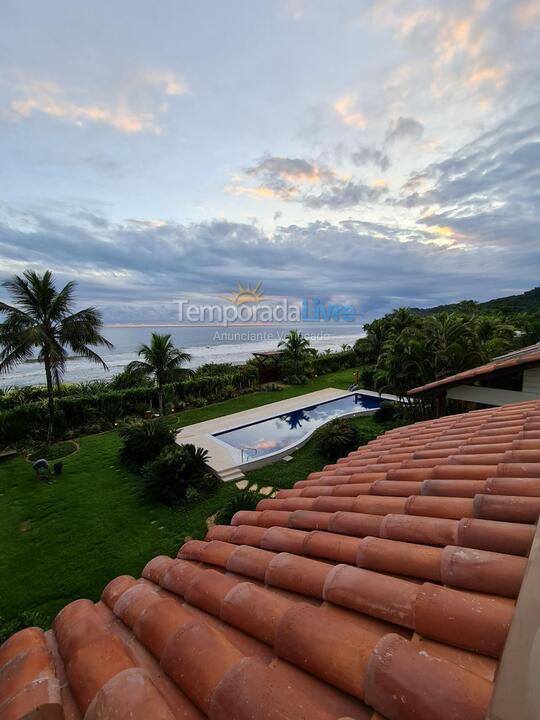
[{"x1": 0, "y1": 323, "x2": 364, "y2": 387}]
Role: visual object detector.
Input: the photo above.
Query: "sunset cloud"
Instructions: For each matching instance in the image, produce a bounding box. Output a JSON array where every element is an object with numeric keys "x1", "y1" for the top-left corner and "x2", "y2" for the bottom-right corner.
[
  {"x1": 10, "y1": 82, "x2": 160, "y2": 133},
  {"x1": 333, "y1": 94, "x2": 367, "y2": 129},
  {"x1": 7, "y1": 69, "x2": 187, "y2": 133},
  {"x1": 142, "y1": 71, "x2": 188, "y2": 96},
  {"x1": 224, "y1": 185, "x2": 277, "y2": 199},
  {"x1": 468, "y1": 65, "x2": 508, "y2": 89},
  {"x1": 246, "y1": 157, "x2": 330, "y2": 184}
]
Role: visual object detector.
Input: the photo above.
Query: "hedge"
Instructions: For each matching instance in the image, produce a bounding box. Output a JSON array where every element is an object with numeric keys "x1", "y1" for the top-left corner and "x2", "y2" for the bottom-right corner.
[
  {"x1": 0, "y1": 368, "x2": 257, "y2": 445},
  {"x1": 312, "y1": 349, "x2": 358, "y2": 374}
]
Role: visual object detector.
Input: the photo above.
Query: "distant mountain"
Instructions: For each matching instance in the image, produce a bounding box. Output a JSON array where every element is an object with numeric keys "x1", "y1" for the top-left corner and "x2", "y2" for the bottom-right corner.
[{"x1": 410, "y1": 287, "x2": 540, "y2": 316}]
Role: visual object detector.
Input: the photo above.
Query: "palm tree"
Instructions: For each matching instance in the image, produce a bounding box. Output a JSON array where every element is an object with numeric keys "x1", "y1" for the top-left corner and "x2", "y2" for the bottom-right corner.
[
  {"x1": 355, "y1": 318, "x2": 388, "y2": 363},
  {"x1": 126, "y1": 333, "x2": 193, "y2": 416},
  {"x1": 389, "y1": 307, "x2": 421, "y2": 335},
  {"x1": 278, "y1": 329, "x2": 316, "y2": 378},
  {"x1": 0, "y1": 270, "x2": 113, "y2": 443}
]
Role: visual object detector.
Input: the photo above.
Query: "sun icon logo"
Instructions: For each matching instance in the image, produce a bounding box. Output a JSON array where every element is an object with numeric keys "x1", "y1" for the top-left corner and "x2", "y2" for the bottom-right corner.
[{"x1": 223, "y1": 281, "x2": 267, "y2": 305}]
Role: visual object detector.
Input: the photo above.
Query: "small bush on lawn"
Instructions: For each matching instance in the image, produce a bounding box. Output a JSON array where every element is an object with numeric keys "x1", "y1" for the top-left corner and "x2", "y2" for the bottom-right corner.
[
  {"x1": 215, "y1": 490, "x2": 261, "y2": 525},
  {"x1": 315, "y1": 418, "x2": 361, "y2": 461},
  {"x1": 28, "y1": 440, "x2": 77, "y2": 462},
  {"x1": 284, "y1": 374, "x2": 308, "y2": 385},
  {"x1": 119, "y1": 419, "x2": 175, "y2": 471},
  {"x1": 143, "y1": 444, "x2": 216, "y2": 506}
]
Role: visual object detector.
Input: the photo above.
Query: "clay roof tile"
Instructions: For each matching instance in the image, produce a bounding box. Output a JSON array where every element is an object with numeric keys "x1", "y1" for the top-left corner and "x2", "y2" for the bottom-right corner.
[{"x1": 6, "y1": 397, "x2": 540, "y2": 719}]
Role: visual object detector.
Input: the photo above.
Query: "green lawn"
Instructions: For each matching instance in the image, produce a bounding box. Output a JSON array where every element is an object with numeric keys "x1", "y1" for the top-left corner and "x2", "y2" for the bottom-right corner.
[{"x1": 0, "y1": 368, "x2": 381, "y2": 637}]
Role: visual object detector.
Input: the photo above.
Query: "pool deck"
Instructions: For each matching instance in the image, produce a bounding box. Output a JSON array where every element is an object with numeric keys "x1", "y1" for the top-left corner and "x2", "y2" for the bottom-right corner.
[{"x1": 175, "y1": 387, "x2": 396, "y2": 481}]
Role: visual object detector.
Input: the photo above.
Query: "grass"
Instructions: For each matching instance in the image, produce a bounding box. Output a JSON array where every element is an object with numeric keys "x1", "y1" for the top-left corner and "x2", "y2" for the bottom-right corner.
[{"x1": 0, "y1": 367, "x2": 381, "y2": 635}]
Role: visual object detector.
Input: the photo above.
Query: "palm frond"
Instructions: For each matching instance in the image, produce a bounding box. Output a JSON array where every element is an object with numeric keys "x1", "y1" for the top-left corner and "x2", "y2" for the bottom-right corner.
[
  {"x1": 0, "y1": 343, "x2": 34, "y2": 374},
  {"x1": 125, "y1": 360, "x2": 153, "y2": 375},
  {"x1": 48, "y1": 280, "x2": 76, "y2": 320},
  {"x1": 2, "y1": 275, "x2": 41, "y2": 318},
  {"x1": 70, "y1": 345, "x2": 110, "y2": 370}
]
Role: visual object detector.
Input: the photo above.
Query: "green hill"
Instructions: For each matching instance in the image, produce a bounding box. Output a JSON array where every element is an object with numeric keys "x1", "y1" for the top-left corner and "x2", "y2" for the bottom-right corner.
[{"x1": 411, "y1": 287, "x2": 540, "y2": 316}]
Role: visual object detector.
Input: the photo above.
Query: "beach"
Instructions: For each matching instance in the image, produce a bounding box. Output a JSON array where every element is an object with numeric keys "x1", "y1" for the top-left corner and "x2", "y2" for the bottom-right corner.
[{"x1": 1, "y1": 324, "x2": 363, "y2": 387}]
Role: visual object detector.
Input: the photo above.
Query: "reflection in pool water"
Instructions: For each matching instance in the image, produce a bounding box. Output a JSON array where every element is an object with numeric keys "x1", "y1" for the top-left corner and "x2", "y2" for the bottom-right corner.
[{"x1": 214, "y1": 393, "x2": 381, "y2": 463}]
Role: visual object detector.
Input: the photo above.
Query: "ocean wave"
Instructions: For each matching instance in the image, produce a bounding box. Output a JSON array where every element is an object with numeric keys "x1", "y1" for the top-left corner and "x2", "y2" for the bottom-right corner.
[{"x1": 0, "y1": 328, "x2": 362, "y2": 387}]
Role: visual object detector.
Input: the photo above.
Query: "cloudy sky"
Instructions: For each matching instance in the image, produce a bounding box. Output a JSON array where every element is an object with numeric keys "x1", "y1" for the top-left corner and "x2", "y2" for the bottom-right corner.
[{"x1": 0, "y1": 0, "x2": 539, "y2": 323}]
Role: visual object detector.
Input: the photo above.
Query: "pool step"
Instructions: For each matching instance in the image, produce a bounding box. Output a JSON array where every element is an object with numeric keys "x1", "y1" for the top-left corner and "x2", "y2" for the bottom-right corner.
[{"x1": 221, "y1": 467, "x2": 245, "y2": 482}]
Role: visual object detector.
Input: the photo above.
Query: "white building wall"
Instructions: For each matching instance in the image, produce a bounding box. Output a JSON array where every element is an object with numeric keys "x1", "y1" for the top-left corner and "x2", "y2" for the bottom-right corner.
[
  {"x1": 447, "y1": 384, "x2": 540, "y2": 407},
  {"x1": 523, "y1": 367, "x2": 540, "y2": 395}
]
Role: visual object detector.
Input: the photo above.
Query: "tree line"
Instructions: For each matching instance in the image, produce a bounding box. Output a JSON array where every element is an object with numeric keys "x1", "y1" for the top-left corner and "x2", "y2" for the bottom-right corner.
[{"x1": 355, "y1": 306, "x2": 540, "y2": 398}]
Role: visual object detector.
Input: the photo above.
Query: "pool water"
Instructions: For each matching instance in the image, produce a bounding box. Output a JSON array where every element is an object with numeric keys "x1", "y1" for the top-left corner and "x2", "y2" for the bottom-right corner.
[{"x1": 214, "y1": 393, "x2": 381, "y2": 463}]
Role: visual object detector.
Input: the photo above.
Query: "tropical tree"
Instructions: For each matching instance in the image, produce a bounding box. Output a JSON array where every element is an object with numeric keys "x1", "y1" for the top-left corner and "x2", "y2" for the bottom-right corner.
[
  {"x1": 355, "y1": 318, "x2": 388, "y2": 363},
  {"x1": 388, "y1": 307, "x2": 421, "y2": 335},
  {"x1": 0, "y1": 270, "x2": 112, "y2": 443},
  {"x1": 517, "y1": 312, "x2": 540, "y2": 346},
  {"x1": 278, "y1": 329, "x2": 316, "y2": 380},
  {"x1": 470, "y1": 313, "x2": 517, "y2": 357},
  {"x1": 126, "y1": 333, "x2": 193, "y2": 416},
  {"x1": 423, "y1": 313, "x2": 483, "y2": 379}
]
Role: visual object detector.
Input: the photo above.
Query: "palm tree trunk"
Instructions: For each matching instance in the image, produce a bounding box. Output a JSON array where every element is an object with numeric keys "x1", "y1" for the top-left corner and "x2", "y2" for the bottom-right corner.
[
  {"x1": 158, "y1": 381, "x2": 164, "y2": 417},
  {"x1": 44, "y1": 355, "x2": 55, "y2": 445}
]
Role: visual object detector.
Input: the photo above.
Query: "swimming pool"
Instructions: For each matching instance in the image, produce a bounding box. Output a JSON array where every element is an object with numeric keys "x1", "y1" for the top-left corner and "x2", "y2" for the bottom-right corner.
[{"x1": 213, "y1": 392, "x2": 381, "y2": 464}]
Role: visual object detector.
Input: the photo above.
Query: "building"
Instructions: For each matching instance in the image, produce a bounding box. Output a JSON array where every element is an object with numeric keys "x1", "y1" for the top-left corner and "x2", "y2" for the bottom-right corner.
[{"x1": 408, "y1": 342, "x2": 540, "y2": 409}]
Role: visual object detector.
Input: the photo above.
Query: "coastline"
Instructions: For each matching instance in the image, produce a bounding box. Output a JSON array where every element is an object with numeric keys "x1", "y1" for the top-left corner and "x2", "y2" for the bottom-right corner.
[{"x1": 0, "y1": 325, "x2": 363, "y2": 388}]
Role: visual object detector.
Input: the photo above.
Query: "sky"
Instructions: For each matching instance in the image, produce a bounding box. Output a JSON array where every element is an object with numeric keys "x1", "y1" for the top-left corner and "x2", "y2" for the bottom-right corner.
[{"x1": 0, "y1": 0, "x2": 539, "y2": 324}]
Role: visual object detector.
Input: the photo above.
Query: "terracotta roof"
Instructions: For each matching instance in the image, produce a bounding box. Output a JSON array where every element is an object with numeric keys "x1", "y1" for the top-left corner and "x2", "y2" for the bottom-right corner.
[
  {"x1": 408, "y1": 342, "x2": 540, "y2": 396},
  {"x1": 3, "y1": 399, "x2": 540, "y2": 719}
]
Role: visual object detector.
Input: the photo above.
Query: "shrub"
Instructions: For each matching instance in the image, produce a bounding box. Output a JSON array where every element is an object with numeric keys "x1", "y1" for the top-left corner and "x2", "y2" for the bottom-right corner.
[
  {"x1": 109, "y1": 367, "x2": 153, "y2": 390},
  {"x1": 284, "y1": 374, "x2": 308, "y2": 385},
  {"x1": 195, "y1": 362, "x2": 237, "y2": 376},
  {"x1": 215, "y1": 490, "x2": 261, "y2": 525},
  {"x1": 119, "y1": 419, "x2": 175, "y2": 471},
  {"x1": 374, "y1": 402, "x2": 400, "y2": 424},
  {"x1": 315, "y1": 419, "x2": 361, "y2": 460},
  {"x1": 142, "y1": 444, "x2": 213, "y2": 506},
  {"x1": 28, "y1": 441, "x2": 76, "y2": 462},
  {"x1": 359, "y1": 365, "x2": 376, "y2": 390},
  {"x1": 356, "y1": 426, "x2": 379, "y2": 446}
]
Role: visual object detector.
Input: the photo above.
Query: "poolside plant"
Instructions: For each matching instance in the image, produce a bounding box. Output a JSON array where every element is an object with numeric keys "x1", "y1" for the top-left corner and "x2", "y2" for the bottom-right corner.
[
  {"x1": 315, "y1": 418, "x2": 362, "y2": 461},
  {"x1": 215, "y1": 490, "x2": 261, "y2": 525}
]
